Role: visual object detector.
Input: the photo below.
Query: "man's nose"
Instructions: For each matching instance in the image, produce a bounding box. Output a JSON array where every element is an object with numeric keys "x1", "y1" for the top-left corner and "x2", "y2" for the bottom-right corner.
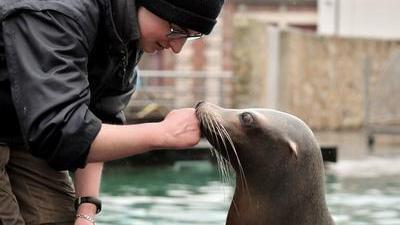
[{"x1": 169, "y1": 38, "x2": 187, "y2": 54}]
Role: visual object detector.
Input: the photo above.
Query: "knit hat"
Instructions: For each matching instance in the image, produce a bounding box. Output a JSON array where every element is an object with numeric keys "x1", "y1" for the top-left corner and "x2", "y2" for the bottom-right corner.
[{"x1": 137, "y1": 0, "x2": 224, "y2": 35}]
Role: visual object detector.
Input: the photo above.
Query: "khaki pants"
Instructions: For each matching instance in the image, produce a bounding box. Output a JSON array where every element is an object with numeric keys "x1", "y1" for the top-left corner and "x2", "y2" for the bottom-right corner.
[{"x1": 0, "y1": 144, "x2": 75, "y2": 225}]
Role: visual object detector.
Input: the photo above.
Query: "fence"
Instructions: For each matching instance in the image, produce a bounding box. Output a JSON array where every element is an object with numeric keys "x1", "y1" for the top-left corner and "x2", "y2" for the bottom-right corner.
[
  {"x1": 365, "y1": 51, "x2": 400, "y2": 150},
  {"x1": 124, "y1": 70, "x2": 233, "y2": 122}
]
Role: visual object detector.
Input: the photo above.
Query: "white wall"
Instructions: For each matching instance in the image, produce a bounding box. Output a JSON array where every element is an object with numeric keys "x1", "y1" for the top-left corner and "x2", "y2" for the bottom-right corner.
[
  {"x1": 318, "y1": 0, "x2": 400, "y2": 40},
  {"x1": 236, "y1": 5, "x2": 317, "y2": 29},
  {"x1": 318, "y1": 0, "x2": 337, "y2": 35}
]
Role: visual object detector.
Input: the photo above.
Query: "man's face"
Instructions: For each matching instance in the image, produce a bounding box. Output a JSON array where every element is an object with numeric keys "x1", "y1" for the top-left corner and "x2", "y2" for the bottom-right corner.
[{"x1": 137, "y1": 7, "x2": 187, "y2": 54}]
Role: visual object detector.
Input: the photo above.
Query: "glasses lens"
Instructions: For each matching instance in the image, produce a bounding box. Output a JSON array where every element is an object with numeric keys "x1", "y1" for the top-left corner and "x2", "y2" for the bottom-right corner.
[
  {"x1": 167, "y1": 23, "x2": 203, "y2": 40},
  {"x1": 186, "y1": 34, "x2": 203, "y2": 41},
  {"x1": 167, "y1": 32, "x2": 190, "y2": 39}
]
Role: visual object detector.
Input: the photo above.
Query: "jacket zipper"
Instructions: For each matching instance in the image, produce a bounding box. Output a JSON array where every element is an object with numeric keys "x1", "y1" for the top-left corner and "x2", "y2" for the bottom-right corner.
[{"x1": 120, "y1": 46, "x2": 128, "y2": 84}]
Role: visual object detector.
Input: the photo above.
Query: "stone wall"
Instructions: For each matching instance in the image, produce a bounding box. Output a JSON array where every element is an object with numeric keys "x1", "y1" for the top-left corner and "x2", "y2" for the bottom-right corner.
[
  {"x1": 233, "y1": 19, "x2": 400, "y2": 130},
  {"x1": 232, "y1": 19, "x2": 269, "y2": 108}
]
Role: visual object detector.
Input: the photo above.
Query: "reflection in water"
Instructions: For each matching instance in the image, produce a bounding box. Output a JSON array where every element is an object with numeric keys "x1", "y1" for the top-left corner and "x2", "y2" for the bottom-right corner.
[
  {"x1": 98, "y1": 160, "x2": 400, "y2": 225},
  {"x1": 326, "y1": 156, "x2": 400, "y2": 225},
  {"x1": 99, "y1": 161, "x2": 232, "y2": 225}
]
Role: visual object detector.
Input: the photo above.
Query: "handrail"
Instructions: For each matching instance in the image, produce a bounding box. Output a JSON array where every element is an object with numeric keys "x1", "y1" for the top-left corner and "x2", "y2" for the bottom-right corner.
[{"x1": 138, "y1": 70, "x2": 233, "y2": 78}]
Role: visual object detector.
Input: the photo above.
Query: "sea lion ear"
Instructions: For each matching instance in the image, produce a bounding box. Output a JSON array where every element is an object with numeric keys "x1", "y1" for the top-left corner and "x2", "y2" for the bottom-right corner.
[{"x1": 288, "y1": 140, "x2": 298, "y2": 159}]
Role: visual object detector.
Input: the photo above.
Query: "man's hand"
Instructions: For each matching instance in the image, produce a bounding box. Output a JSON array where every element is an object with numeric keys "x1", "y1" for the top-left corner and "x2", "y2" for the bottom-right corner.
[
  {"x1": 159, "y1": 108, "x2": 201, "y2": 148},
  {"x1": 88, "y1": 108, "x2": 201, "y2": 162}
]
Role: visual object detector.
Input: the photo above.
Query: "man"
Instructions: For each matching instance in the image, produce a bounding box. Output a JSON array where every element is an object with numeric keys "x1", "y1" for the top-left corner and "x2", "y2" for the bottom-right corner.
[{"x1": 0, "y1": 0, "x2": 224, "y2": 224}]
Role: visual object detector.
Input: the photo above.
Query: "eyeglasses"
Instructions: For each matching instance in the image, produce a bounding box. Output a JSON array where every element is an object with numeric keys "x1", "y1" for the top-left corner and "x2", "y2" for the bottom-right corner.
[{"x1": 166, "y1": 23, "x2": 203, "y2": 41}]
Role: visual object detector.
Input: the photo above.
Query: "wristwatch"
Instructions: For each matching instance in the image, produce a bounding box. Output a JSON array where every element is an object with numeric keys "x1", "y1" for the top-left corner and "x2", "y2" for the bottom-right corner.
[{"x1": 75, "y1": 196, "x2": 102, "y2": 214}]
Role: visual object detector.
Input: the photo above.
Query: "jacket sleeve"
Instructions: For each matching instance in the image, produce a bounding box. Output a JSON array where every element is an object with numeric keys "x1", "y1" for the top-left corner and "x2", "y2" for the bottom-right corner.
[
  {"x1": 2, "y1": 10, "x2": 102, "y2": 171},
  {"x1": 91, "y1": 66, "x2": 139, "y2": 124}
]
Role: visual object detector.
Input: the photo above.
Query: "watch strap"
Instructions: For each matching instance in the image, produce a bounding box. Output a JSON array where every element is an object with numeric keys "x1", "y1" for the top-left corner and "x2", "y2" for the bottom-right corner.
[{"x1": 75, "y1": 196, "x2": 102, "y2": 214}]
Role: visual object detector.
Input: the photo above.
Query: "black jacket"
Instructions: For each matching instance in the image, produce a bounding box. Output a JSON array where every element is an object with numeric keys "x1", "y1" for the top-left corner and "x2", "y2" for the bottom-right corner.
[{"x1": 0, "y1": 0, "x2": 143, "y2": 170}]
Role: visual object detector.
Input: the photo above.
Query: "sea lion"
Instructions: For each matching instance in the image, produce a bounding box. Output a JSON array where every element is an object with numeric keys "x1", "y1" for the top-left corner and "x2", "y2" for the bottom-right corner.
[{"x1": 195, "y1": 101, "x2": 335, "y2": 225}]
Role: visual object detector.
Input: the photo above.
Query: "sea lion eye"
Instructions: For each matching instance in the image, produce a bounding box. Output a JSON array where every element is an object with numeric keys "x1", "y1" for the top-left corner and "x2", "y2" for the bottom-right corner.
[{"x1": 240, "y1": 112, "x2": 254, "y2": 126}]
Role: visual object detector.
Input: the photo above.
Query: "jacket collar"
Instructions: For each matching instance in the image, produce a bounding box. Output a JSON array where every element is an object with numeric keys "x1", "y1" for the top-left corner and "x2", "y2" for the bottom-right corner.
[{"x1": 110, "y1": 0, "x2": 140, "y2": 43}]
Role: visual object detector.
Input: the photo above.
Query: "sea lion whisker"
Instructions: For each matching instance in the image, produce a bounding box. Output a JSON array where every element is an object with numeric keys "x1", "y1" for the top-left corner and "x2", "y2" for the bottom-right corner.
[
  {"x1": 210, "y1": 116, "x2": 235, "y2": 185},
  {"x1": 203, "y1": 110, "x2": 247, "y2": 192},
  {"x1": 199, "y1": 108, "x2": 248, "y2": 200},
  {"x1": 206, "y1": 113, "x2": 223, "y2": 149},
  {"x1": 210, "y1": 148, "x2": 224, "y2": 183},
  {"x1": 202, "y1": 114, "x2": 214, "y2": 141},
  {"x1": 201, "y1": 110, "x2": 248, "y2": 195},
  {"x1": 213, "y1": 139, "x2": 232, "y2": 185},
  {"x1": 219, "y1": 126, "x2": 249, "y2": 194},
  {"x1": 204, "y1": 114, "x2": 231, "y2": 185},
  {"x1": 209, "y1": 134, "x2": 235, "y2": 188},
  {"x1": 215, "y1": 149, "x2": 231, "y2": 185},
  {"x1": 205, "y1": 115, "x2": 227, "y2": 165}
]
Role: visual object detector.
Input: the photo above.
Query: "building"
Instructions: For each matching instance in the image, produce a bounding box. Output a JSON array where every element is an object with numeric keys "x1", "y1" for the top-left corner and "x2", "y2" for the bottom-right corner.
[
  {"x1": 318, "y1": 0, "x2": 400, "y2": 40},
  {"x1": 139, "y1": 0, "x2": 318, "y2": 71}
]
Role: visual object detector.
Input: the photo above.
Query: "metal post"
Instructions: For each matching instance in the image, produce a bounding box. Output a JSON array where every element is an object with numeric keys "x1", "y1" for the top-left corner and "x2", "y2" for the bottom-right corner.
[
  {"x1": 266, "y1": 26, "x2": 281, "y2": 109},
  {"x1": 363, "y1": 56, "x2": 374, "y2": 152}
]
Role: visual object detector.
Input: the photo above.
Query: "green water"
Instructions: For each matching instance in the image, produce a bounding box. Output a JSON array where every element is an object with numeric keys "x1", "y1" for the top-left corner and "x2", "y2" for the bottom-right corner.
[{"x1": 98, "y1": 160, "x2": 400, "y2": 225}]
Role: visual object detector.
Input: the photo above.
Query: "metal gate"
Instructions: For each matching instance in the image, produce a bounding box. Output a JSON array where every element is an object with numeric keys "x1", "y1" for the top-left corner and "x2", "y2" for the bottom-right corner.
[
  {"x1": 124, "y1": 70, "x2": 233, "y2": 123},
  {"x1": 365, "y1": 51, "x2": 400, "y2": 150}
]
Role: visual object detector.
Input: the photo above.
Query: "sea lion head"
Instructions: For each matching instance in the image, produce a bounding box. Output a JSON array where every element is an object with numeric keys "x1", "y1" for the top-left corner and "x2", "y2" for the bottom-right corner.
[
  {"x1": 195, "y1": 101, "x2": 333, "y2": 225},
  {"x1": 195, "y1": 101, "x2": 322, "y2": 180}
]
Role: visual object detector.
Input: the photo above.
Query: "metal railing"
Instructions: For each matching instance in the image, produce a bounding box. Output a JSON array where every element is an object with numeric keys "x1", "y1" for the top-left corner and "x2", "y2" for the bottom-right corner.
[
  {"x1": 364, "y1": 51, "x2": 400, "y2": 150},
  {"x1": 125, "y1": 70, "x2": 233, "y2": 121}
]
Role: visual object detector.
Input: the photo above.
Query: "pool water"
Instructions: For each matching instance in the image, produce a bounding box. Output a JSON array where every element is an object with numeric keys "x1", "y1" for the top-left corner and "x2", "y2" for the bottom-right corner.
[{"x1": 98, "y1": 158, "x2": 400, "y2": 225}]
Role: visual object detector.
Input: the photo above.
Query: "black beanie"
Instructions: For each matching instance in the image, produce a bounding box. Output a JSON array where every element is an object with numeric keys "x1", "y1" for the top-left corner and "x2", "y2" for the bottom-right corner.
[{"x1": 137, "y1": 0, "x2": 224, "y2": 35}]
